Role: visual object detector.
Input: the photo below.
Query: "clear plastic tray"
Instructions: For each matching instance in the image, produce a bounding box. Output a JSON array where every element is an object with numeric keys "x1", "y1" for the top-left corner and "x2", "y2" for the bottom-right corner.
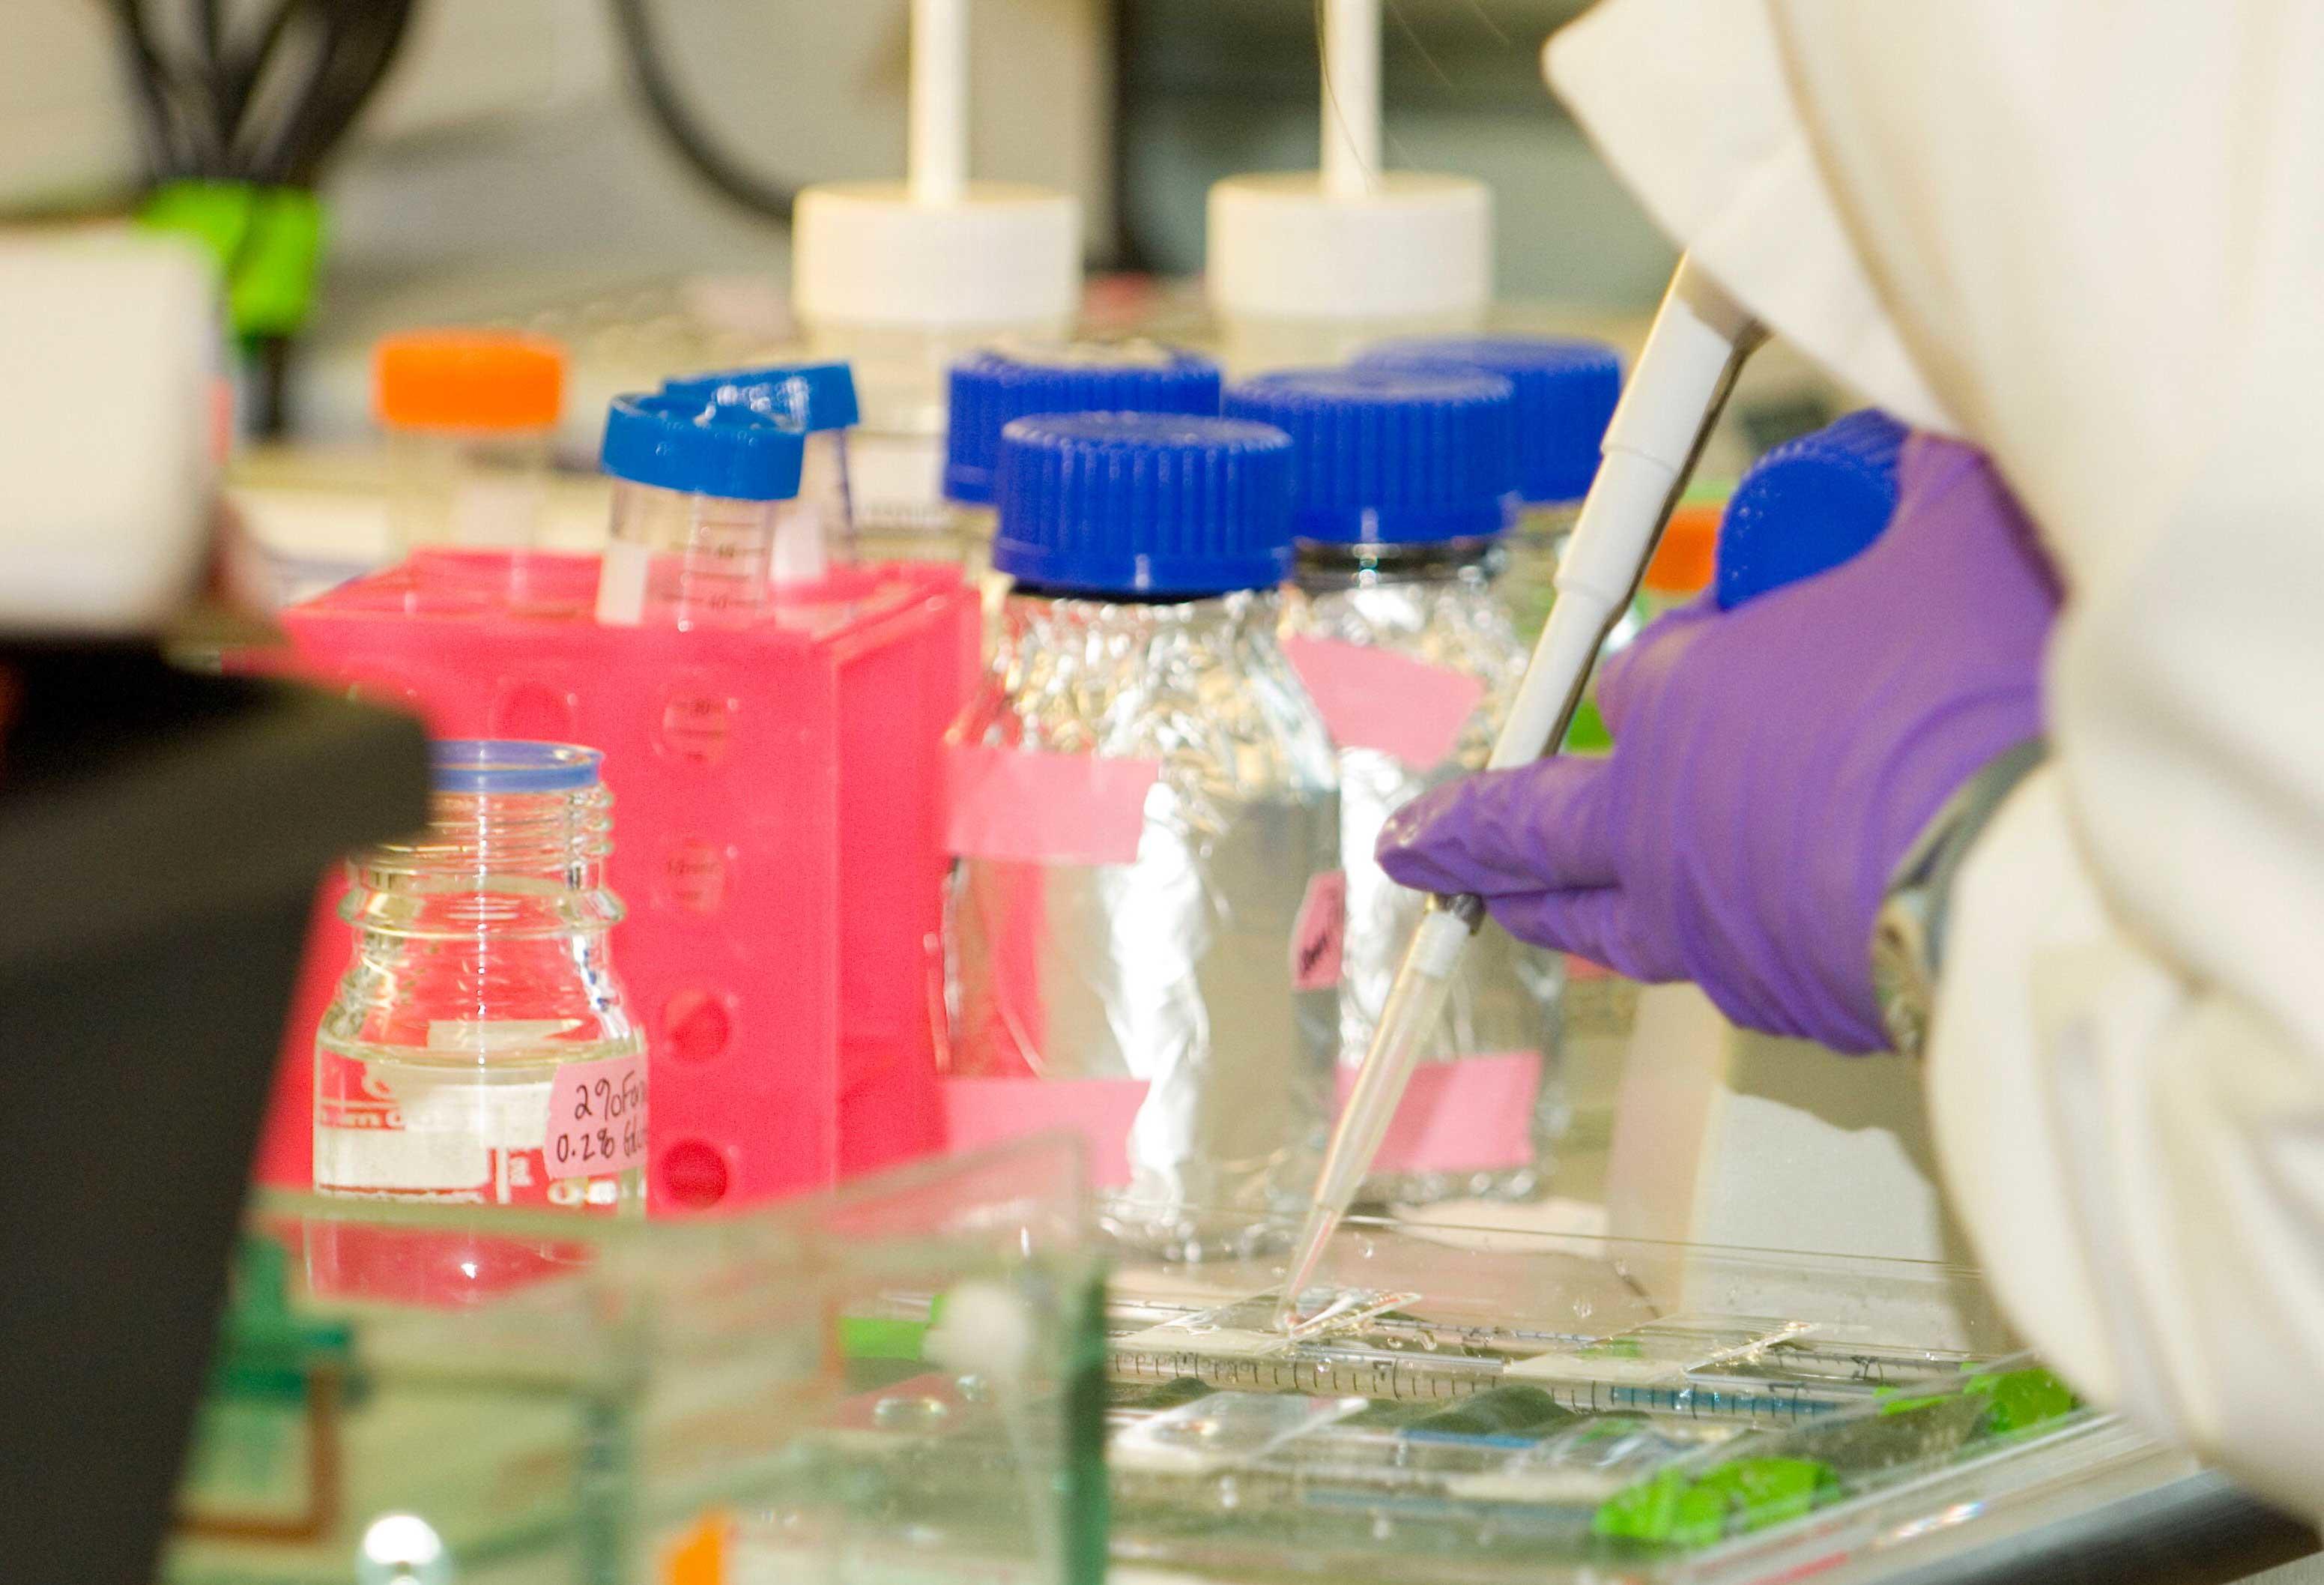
[
  {"x1": 1097, "y1": 1207, "x2": 2180, "y2": 1585},
  {"x1": 167, "y1": 1158, "x2": 2201, "y2": 1585}
]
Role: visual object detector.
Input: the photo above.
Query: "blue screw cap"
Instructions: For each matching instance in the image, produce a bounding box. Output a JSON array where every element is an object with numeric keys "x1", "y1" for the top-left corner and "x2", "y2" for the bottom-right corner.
[
  {"x1": 1223, "y1": 366, "x2": 1516, "y2": 546},
  {"x1": 993, "y1": 411, "x2": 1295, "y2": 598},
  {"x1": 662, "y1": 360, "x2": 859, "y2": 432},
  {"x1": 1715, "y1": 408, "x2": 1910, "y2": 610},
  {"x1": 946, "y1": 342, "x2": 1222, "y2": 506},
  {"x1": 430, "y1": 740, "x2": 602, "y2": 795},
  {"x1": 1354, "y1": 334, "x2": 1621, "y2": 505},
  {"x1": 600, "y1": 393, "x2": 804, "y2": 501}
]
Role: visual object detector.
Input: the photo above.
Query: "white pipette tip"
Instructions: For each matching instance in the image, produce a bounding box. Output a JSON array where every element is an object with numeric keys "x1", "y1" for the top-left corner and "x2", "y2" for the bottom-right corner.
[{"x1": 1273, "y1": 1204, "x2": 1341, "y2": 1331}]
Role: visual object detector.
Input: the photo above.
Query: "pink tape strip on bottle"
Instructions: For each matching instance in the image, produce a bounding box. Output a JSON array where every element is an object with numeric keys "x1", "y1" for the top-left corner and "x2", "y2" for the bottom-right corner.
[
  {"x1": 943, "y1": 745, "x2": 1162, "y2": 866},
  {"x1": 1280, "y1": 635, "x2": 1486, "y2": 767}
]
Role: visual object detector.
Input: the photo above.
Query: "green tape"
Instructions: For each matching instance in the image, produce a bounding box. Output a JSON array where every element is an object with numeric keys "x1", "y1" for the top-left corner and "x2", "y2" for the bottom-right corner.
[
  {"x1": 1697, "y1": 1458, "x2": 1834, "y2": 1534},
  {"x1": 210, "y1": 1233, "x2": 356, "y2": 1404},
  {"x1": 141, "y1": 180, "x2": 252, "y2": 263},
  {"x1": 1966, "y1": 1366, "x2": 2078, "y2": 1434},
  {"x1": 1594, "y1": 1458, "x2": 1836, "y2": 1548},
  {"x1": 1562, "y1": 695, "x2": 1614, "y2": 754},
  {"x1": 139, "y1": 180, "x2": 327, "y2": 337},
  {"x1": 1594, "y1": 1469, "x2": 1696, "y2": 1545},
  {"x1": 839, "y1": 1314, "x2": 929, "y2": 1362}
]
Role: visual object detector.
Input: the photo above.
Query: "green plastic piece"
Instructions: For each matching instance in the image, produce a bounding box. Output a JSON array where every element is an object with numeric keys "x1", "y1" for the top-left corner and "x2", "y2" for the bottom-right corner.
[
  {"x1": 1579, "y1": 1335, "x2": 1645, "y2": 1360},
  {"x1": 1695, "y1": 1458, "x2": 1834, "y2": 1533},
  {"x1": 1877, "y1": 1385, "x2": 1952, "y2": 1417},
  {"x1": 1065, "y1": 1275, "x2": 1111, "y2": 1585},
  {"x1": 840, "y1": 1314, "x2": 930, "y2": 1362},
  {"x1": 1594, "y1": 1468, "x2": 1694, "y2": 1545},
  {"x1": 1563, "y1": 695, "x2": 1614, "y2": 754},
  {"x1": 139, "y1": 180, "x2": 327, "y2": 337},
  {"x1": 1965, "y1": 1366, "x2": 2078, "y2": 1434},
  {"x1": 1594, "y1": 1458, "x2": 1836, "y2": 1548},
  {"x1": 210, "y1": 1233, "x2": 355, "y2": 1403},
  {"x1": 140, "y1": 181, "x2": 252, "y2": 266}
]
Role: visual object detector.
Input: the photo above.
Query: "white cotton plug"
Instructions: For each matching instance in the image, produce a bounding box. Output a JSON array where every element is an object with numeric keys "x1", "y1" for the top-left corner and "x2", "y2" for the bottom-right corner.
[{"x1": 923, "y1": 1278, "x2": 1038, "y2": 1382}]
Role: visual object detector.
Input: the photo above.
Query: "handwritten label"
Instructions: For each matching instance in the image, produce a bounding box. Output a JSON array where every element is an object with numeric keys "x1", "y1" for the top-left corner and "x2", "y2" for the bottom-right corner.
[
  {"x1": 546, "y1": 1054, "x2": 648, "y2": 1180},
  {"x1": 1291, "y1": 869, "x2": 1349, "y2": 990}
]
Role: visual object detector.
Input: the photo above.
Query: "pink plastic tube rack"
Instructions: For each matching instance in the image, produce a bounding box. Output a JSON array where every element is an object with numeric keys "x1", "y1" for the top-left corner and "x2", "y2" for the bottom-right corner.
[{"x1": 241, "y1": 548, "x2": 979, "y2": 1213}]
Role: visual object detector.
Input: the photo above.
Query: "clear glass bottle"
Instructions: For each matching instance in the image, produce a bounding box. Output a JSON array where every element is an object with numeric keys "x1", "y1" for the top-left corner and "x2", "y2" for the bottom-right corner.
[
  {"x1": 1232, "y1": 366, "x2": 1565, "y2": 1205},
  {"x1": 312, "y1": 742, "x2": 645, "y2": 1296},
  {"x1": 662, "y1": 361, "x2": 858, "y2": 583},
  {"x1": 593, "y1": 393, "x2": 805, "y2": 629},
  {"x1": 373, "y1": 329, "x2": 566, "y2": 553}
]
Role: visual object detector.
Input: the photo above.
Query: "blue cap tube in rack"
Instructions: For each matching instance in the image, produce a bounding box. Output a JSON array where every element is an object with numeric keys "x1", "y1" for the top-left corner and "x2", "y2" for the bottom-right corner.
[
  {"x1": 594, "y1": 393, "x2": 805, "y2": 628},
  {"x1": 663, "y1": 363, "x2": 861, "y2": 582}
]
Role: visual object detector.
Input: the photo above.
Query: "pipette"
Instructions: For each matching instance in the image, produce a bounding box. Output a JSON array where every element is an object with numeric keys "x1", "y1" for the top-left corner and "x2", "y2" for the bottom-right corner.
[{"x1": 1276, "y1": 256, "x2": 1765, "y2": 1328}]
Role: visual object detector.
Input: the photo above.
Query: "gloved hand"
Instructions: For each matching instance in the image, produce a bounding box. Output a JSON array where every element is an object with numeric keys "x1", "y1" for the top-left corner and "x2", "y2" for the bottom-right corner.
[{"x1": 1377, "y1": 434, "x2": 2059, "y2": 1052}]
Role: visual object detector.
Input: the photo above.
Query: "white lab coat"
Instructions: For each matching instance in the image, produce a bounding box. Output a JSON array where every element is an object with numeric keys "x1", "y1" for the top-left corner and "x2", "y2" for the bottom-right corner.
[{"x1": 1549, "y1": 0, "x2": 2324, "y2": 1518}]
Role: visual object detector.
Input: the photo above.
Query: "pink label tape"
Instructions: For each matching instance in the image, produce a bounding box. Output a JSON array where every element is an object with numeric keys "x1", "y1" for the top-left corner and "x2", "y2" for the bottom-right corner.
[
  {"x1": 1291, "y1": 869, "x2": 1349, "y2": 990},
  {"x1": 945, "y1": 745, "x2": 1161, "y2": 866},
  {"x1": 1281, "y1": 635, "x2": 1486, "y2": 768},
  {"x1": 941, "y1": 1076, "x2": 1150, "y2": 1189},
  {"x1": 547, "y1": 1053, "x2": 649, "y2": 1180},
  {"x1": 1338, "y1": 1051, "x2": 1542, "y2": 1174}
]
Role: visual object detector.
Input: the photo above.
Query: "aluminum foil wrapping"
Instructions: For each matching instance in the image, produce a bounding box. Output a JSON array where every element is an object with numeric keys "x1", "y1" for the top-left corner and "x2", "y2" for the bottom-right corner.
[
  {"x1": 1284, "y1": 548, "x2": 1567, "y2": 1204},
  {"x1": 945, "y1": 590, "x2": 1340, "y2": 1252}
]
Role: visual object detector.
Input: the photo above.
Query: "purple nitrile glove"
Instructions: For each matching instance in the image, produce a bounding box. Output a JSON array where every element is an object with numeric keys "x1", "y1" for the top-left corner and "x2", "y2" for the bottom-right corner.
[{"x1": 1377, "y1": 434, "x2": 2060, "y2": 1052}]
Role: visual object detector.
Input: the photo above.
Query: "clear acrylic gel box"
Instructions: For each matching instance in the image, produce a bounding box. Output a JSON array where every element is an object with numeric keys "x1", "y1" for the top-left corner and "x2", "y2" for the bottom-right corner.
[{"x1": 166, "y1": 1137, "x2": 1102, "y2": 1585}]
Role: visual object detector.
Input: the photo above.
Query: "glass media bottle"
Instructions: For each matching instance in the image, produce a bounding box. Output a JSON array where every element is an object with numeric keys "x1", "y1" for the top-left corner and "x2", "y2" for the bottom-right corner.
[{"x1": 314, "y1": 740, "x2": 646, "y2": 1222}]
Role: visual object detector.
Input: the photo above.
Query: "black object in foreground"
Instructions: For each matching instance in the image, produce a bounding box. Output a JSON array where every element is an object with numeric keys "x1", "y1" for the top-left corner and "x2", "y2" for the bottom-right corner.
[{"x1": 0, "y1": 647, "x2": 426, "y2": 1585}]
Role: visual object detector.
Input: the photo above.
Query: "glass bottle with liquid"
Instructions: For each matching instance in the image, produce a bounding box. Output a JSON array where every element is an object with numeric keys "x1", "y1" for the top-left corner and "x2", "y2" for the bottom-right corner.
[
  {"x1": 374, "y1": 329, "x2": 567, "y2": 553},
  {"x1": 312, "y1": 742, "x2": 646, "y2": 1296},
  {"x1": 593, "y1": 393, "x2": 805, "y2": 628}
]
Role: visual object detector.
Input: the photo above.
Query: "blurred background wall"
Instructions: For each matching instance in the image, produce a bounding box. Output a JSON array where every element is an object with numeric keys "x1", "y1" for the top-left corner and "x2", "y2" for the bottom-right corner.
[{"x1": 4, "y1": 0, "x2": 1671, "y2": 316}]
